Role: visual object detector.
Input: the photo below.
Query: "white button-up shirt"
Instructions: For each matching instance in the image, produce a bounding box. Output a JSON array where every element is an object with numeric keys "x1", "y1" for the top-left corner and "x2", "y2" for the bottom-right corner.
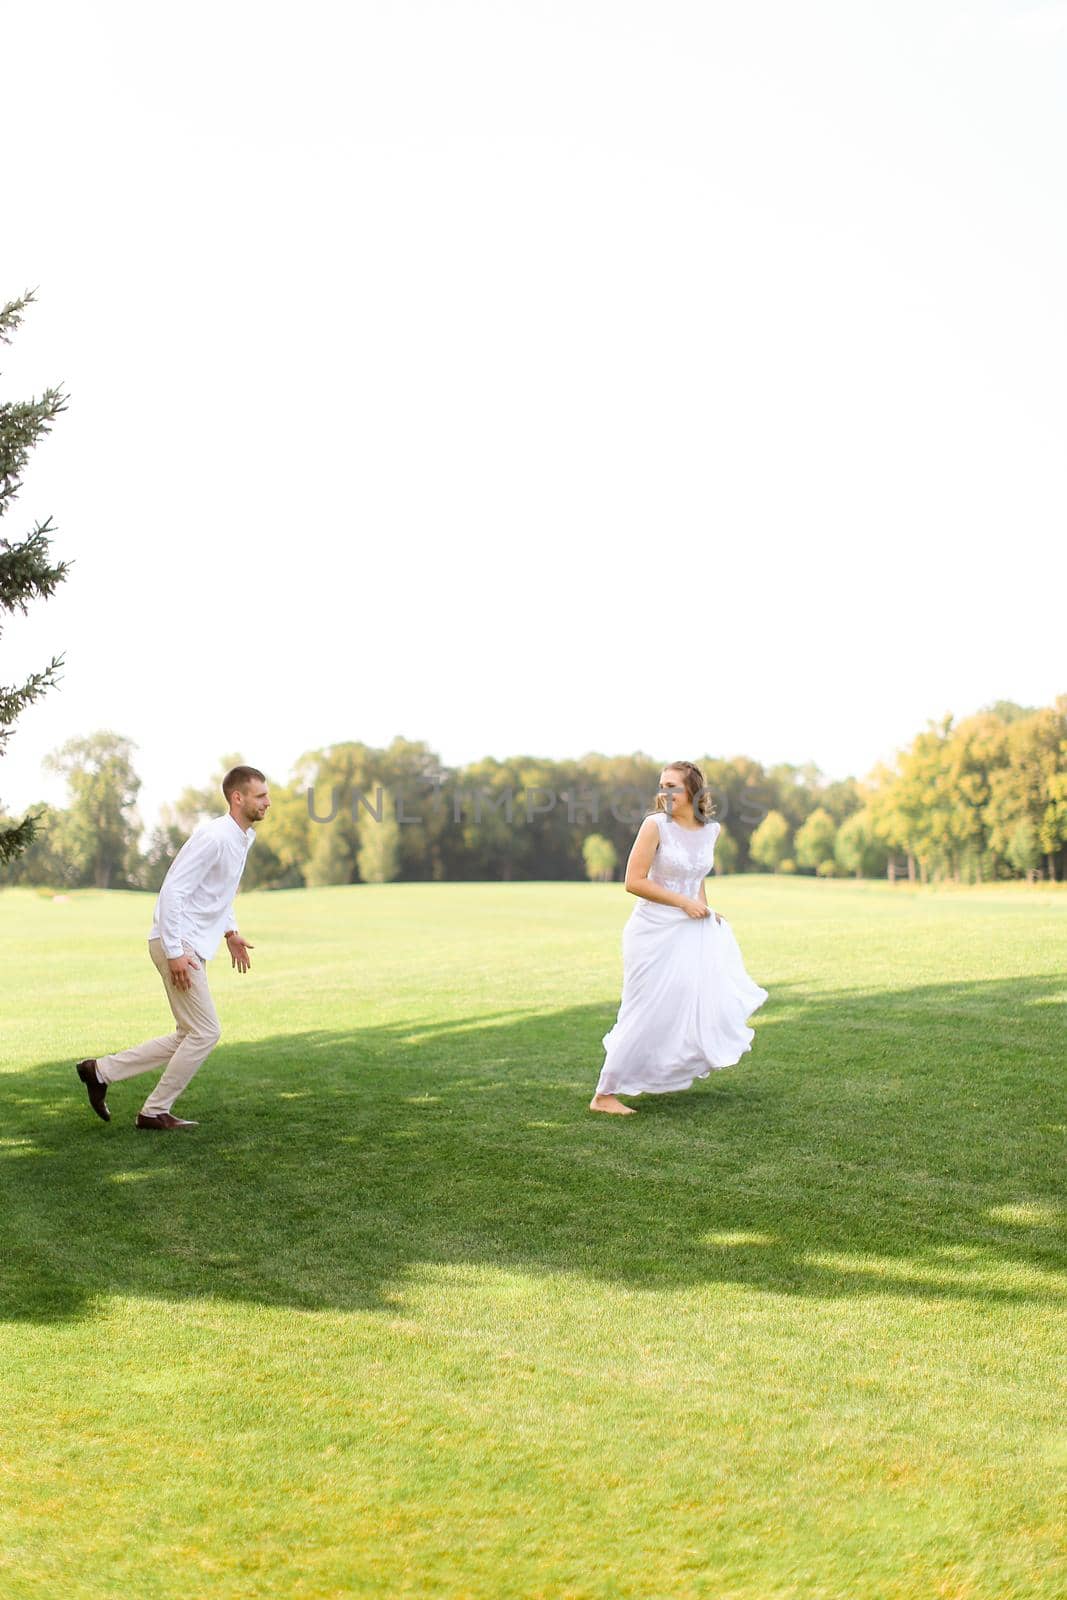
[{"x1": 150, "y1": 813, "x2": 256, "y2": 960}]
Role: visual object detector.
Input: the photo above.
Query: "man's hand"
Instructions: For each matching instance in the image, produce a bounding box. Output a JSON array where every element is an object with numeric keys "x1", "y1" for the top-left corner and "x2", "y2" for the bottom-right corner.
[
  {"x1": 168, "y1": 954, "x2": 200, "y2": 991},
  {"x1": 226, "y1": 932, "x2": 254, "y2": 974}
]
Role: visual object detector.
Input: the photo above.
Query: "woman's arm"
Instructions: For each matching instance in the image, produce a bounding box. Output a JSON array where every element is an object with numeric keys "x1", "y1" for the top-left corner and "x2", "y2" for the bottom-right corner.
[{"x1": 625, "y1": 817, "x2": 709, "y2": 919}]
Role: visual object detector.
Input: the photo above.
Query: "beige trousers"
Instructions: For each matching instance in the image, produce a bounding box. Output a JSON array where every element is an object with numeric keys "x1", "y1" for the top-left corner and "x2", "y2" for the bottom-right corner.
[{"x1": 97, "y1": 939, "x2": 222, "y2": 1116}]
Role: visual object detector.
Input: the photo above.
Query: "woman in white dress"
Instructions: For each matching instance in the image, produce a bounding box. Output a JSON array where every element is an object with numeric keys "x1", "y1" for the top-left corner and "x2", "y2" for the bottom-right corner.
[{"x1": 590, "y1": 761, "x2": 769, "y2": 1115}]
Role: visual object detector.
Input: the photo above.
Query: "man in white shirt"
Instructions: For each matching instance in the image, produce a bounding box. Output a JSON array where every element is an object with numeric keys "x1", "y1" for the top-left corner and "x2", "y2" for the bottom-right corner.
[{"x1": 76, "y1": 766, "x2": 271, "y2": 1130}]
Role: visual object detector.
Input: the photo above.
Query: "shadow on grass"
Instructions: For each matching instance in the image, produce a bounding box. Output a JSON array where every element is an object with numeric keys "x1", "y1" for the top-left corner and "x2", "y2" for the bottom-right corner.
[{"x1": 2, "y1": 973, "x2": 1064, "y2": 1323}]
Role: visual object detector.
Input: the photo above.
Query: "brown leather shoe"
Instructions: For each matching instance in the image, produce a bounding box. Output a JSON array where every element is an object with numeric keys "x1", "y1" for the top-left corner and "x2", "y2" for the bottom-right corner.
[
  {"x1": 135, "y1": 1112, "x2": 199, "y2": 1131},
  {"x1": 76, "y1": 1059, "x2": 110, "y2": 1122}
]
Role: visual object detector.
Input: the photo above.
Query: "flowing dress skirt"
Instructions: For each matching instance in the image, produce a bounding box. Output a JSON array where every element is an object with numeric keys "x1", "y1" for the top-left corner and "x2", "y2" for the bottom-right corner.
[{"x1": 596, "y1": 904, "x2": 768, "y2": 1096}]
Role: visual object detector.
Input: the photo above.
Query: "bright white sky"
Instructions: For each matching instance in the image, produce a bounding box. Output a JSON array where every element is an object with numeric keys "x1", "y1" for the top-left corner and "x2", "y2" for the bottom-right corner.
[{"x1": 3, "y1": 0, "x2": 1064, "y2": 830}]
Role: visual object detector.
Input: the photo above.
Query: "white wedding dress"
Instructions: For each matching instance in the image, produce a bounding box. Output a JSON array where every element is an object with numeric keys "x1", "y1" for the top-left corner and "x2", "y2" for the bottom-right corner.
[{"x1": 596, "y1": 813, "x2": 769, "y2": 1097}]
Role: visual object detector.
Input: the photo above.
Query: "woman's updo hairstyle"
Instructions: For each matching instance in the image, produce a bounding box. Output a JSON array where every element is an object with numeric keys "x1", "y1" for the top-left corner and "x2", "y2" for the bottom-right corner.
[{"x1": 654, "y1": 760, "x2": 717, "y2": 824}]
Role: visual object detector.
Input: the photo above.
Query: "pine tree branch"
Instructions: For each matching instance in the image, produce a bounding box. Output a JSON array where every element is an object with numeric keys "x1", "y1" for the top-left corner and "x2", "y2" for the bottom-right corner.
[
  {"x1": 0, "y1": 287, "x2": 71, "y2": 863},
  {"x1": 0, "y1": 809, "x2": 42, "y2": 863},
  {"x1": 0, "y1": 390, "x2": 69, "y2": 516},
  {"x1": 0, "y1": 656, "x2": 65, "y2": 752},
  {"x1": 0, "y1": 520, "x2": 70, "y2": 629},
  {"x1": 0, "y1": 288, "x2": 38, "y2": 345}
]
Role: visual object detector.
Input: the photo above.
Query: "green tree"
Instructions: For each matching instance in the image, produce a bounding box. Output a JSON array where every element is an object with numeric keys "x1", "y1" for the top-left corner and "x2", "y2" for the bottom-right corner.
[
  {"x1": 862, "y1": 760, "x2": 915, "y2": 881},
  {"x1": 516, "y1": 756, "x2": 579, "y2": 879},
  {"x1": 374, "y1": 737, "x2": 452, "y2": 882},
  {"x1": 939, "y1": 710, "x2": 1009, "y2": 883},
  {"x1": 854, "y1": 699, "x2": 1067, "y2": 883},
  {"x1": 764, "y1": 761, "x2": 823, "y2": 831},
  {"x1": 260, "y1": 781, "x2": 313, "y2": 886},
  {"x1": 0, "y1": 290, "x2": 69, "y2": 862},
  {"x1": 139, "y1": 811, "x2": 189, "y2": 893},
  {"x1": 300, "y1": 742, "x2": 372, "y2": 886},
  {"x1": 710, "y1": 821, "x2": 738, "y2": 875},
  {"x1": 980, "y1": 699, "x2": 1036, "y2": 725},
  {"x1": 454, "y1": 757, "x2": 522, "y2": 881},
  {"x1": 573, "y1": 752, "x2": 662, "y2": 877},
  {"x1": 794, "y1": 806, "x2": 837, "y2": 873},
  {"x1": 44, "y1": 732, "x2": 141, "y2": 888},
  {"x1": 982, "y1": 701, "x2": 1067, "y2": 882},
  {"x1": 582, "y1": 833, "x2": 617, "y2": 882},
  {"x1": 834, "y1": 808, "x2": 887, "y2": 879},
  {"x1": 817, "y1": 776, "x2": 864, "y2": 826},
  {"x1": 0, "y1": 801, "x2": 78, "y2": 887},
  {"x1": 356, "y1": 779, "x2": 400, "y2": 883},
  {"x1": 694, "y1": 754, "x2": 770, "y2": 872},
  {"x1": 1004, "y1": 816, "x2": 1041, "y2": 883},
  {"x1": 1026, "y1": 701, "x2": 1067, "y2": 881},
  {"x1": 305, "y1": 816, "x2": 357, "y2": 887},
  {"x1": 885, "y1": 718, "x2": 957, "y2": 884},
  {"x1": 749, "y1": 810, "x2": 792, "y2": 872}
]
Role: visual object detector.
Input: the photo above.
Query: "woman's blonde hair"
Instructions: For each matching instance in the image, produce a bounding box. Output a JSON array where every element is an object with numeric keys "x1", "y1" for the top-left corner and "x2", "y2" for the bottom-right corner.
[{"x1": 654, "y1": 760, "x2": 716, "y2": 824}]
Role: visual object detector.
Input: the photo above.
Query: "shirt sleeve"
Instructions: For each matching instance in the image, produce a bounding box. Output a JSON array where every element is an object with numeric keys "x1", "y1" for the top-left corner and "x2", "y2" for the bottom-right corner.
[
  {"x1": 227, "y1": 835, "x2": 252, "y2": 935},
  {"x1": 157, "y1": 829, "x2": 221, "y2": 958}
]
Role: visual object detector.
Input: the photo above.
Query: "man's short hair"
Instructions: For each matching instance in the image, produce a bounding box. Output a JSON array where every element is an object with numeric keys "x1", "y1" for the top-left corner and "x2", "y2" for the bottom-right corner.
[{"x1": 223, "y1": 765, "x2": 266, "y2": 802}]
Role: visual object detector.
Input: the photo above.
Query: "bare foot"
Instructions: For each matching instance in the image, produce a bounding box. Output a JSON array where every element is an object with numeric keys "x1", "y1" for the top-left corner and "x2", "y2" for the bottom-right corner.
[{"x1": 589, "y1": 1093, "x2": 637, "y2": 1115}]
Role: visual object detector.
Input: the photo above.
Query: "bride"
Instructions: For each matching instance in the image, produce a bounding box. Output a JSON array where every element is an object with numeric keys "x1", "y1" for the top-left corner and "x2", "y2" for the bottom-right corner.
[{"x1": 590, "y1": 760, "x2": 769, "y2": 1115}]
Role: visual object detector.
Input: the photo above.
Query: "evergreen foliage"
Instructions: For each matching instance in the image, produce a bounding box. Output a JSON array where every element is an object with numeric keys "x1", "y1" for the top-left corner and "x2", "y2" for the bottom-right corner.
[{"x1": 0, "y1": 290, "x2": 69, "y2": 862}]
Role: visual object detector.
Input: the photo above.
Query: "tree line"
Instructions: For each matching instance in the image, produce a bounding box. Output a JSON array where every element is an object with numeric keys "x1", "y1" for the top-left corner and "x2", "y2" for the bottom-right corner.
[{"x1": 2, "y1": 695, "x2": 1064, "y2": 892}]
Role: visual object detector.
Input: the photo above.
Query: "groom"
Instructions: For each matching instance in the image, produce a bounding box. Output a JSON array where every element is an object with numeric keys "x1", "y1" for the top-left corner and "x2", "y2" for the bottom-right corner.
[{"x1": 76, "y1": 766, "x2": 270, "y2": 1131}]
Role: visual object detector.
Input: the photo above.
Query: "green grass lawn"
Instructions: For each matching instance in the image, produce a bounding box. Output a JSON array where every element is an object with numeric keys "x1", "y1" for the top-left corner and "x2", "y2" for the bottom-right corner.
[{"x1": 1, "y1": 877, "x2": 1065, "y2": 1600}]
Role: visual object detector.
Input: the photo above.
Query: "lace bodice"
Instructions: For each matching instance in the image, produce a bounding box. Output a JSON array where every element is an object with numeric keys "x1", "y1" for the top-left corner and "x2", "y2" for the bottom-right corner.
[{"x1": 646, "y1": 812, "x2": 720, "y2": 898}]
